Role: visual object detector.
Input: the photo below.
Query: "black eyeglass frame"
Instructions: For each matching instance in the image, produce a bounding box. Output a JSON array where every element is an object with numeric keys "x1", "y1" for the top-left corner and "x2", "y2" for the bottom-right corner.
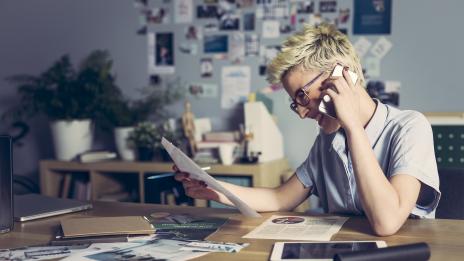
[{"x1": 289, "y1": 71, "x2": 325, "y2": 113}]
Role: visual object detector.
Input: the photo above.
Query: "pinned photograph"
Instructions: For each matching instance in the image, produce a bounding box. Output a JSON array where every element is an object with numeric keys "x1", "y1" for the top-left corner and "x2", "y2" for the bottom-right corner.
[
  {"x1": 200, "y1": 58, "x2": 213, "y2": 77},
  {"x1": 204, "y1": 35, "x2": 228, "y2": 53},
  {"x1": 185, "y1": 25, "x2": 203, "y2": 40},
  {"x1": 237, "y1": 0, "x2": 254, "y2": 8},
  {"x1": 245, "y1": 34, "x2": 259, "y2": 57},
  {"x1": 338, "y1": 8, "x2": 350, "y2": 24},
  {"x1": 147, "y1": 7, "x2": 170, "y2": 24},
  {"x1": 174, "y1": 0, "x2": 193, "y2": 23},
  {"x1": 297, "y1": 0, "x2": 314, "y2": 14},
  {"x1": 189, "y1": 83, "x2": 218, "y2": 98},
  {"x1": 262, "y1": 20, "x2": 280, "y2": 38},
  {"x1": 243, "y1": 13, "x2": 255, "y2": 31},
  {"x1": 229, "y1": 32, "x2": 245, "y2": 63},
  {"x1": 148, "y1": 32, "x2": 175, "y2": 74},
  {"x1": 197, "y1": 5, "x2": 219, "y2": 18},
  {"x1": 279, "y1": 24, "x2": 293, "y2": 34},
  {"x1": 319, "y1": 0, "x2": 337, "y2": 13},
  {"x1": 179, "y1": 42, "x2": 198, "y2": 55},
  {"x1": 219, "y1": 13, "x2": 240, "y2": 30},
  {"x1": 156, "y1": 33, "x2": 174, "y2": 66},
  {"x1": 203, "y1": 23, "x2": 219, "y2": 33}
]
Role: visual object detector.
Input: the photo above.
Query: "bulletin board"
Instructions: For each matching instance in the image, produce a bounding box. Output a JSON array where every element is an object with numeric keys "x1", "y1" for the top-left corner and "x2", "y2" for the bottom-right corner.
[{"x1": 132, "y1": 0, "x2": 395, "y2": 130}]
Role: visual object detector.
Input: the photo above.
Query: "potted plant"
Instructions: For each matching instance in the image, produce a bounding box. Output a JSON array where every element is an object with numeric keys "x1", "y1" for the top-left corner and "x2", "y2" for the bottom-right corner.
[
  {"x1": 127, "y1": 122, "x2": 159, "y2": 161},
  {"x1": 101, "y1": 79, "x2": 184, "y2": 161},
  {"x1": 6, "y1": 50, "x2": 120, "y2": 160},
  {"x1": 127, "y1": 120, "x2": 181, "y2": 162}
]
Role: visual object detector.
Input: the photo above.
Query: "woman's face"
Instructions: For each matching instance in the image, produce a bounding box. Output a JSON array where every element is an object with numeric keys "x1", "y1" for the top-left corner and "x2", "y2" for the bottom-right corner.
[{"x1": 282, "y1": 68, "x2": 341, "y2": 134}]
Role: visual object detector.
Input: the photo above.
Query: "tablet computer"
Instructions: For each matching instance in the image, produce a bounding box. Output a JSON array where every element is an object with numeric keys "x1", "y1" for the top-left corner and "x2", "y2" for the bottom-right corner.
[{"x1": 270, "y1": 241, "x2": 387, "y2": 261}]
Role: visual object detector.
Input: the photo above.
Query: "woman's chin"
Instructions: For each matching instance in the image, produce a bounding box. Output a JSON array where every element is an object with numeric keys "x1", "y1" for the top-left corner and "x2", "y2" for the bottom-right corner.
[{"x1": 318, "y1": 114, "x2": 340, "y2": 134}]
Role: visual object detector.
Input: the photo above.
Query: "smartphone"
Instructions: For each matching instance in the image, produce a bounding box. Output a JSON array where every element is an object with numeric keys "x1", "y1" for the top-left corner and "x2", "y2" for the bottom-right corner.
[{"x1": 318, "y1": 64, "x2": 358, "y2": 119}]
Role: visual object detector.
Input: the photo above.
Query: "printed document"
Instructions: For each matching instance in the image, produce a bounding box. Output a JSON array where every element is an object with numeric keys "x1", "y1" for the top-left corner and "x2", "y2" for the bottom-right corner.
[
  {"x1": 161, "y1": 137, "x2": 261, "y2": 217},
  {"x1": 243, "y1": 215, "x2": 348, "y2": 241}
]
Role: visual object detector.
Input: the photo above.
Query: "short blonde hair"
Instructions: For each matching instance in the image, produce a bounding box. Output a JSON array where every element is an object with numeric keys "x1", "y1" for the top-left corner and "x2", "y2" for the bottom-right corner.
[{"x1": 266, "y1": 23, "x2": 365, "y2": 87}]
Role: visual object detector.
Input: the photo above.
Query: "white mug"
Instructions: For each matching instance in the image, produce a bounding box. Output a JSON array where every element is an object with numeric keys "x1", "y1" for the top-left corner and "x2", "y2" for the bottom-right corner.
[{"x1": 219, "y1": 144, "x2": 236, "y2": 165}]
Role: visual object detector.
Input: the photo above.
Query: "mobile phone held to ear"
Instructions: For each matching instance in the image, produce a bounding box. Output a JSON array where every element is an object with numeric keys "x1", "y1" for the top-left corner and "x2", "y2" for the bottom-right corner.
[{"x1": 318, "y1": 64, "x2": 358, "y2": 119}]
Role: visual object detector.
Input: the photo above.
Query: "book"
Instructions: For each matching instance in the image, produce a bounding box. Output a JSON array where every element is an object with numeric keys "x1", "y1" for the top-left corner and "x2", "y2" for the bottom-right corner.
[
  {"x1": 50, "y1": 227, "x2": 129, "y2": 246},
  {"x1": 78, "y1": 151, "x2": 117, "y2": 163},
  {"x1": 203, "y1": 131, "x2": 239, "y2": 142},
  {"x1": 60, "y1": 216, "x2": 155, "y2": 238}
]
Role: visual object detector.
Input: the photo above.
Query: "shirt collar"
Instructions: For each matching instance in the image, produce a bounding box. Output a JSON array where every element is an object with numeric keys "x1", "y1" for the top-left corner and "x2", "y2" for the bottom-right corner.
[
  {"x1": 364, "y1": 99, "x2": 388, "y2": 147},
  {"x1": 331, "y1": 99, "x2": 388, "y2": 151}
]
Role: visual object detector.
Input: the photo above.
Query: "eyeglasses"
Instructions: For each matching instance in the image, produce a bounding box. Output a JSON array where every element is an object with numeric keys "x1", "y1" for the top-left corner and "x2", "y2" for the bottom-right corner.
[{"x1": 290, "y1": 71, "x2": 325, "y2": 113}]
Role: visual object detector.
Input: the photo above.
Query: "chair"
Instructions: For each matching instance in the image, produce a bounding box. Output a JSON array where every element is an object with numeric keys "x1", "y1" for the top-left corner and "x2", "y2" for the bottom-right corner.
[{"x1": 436, "y1": 168, "x2": 464, "y2": 219}]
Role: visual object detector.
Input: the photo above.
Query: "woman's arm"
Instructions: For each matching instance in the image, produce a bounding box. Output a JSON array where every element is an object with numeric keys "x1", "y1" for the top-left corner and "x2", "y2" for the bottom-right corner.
[
  {"x1": 346, "y1": 127, "x2": 420, "y2": 236},
  {"x1": 175, "y1": 169, "x2": 311, "y2": 212}
]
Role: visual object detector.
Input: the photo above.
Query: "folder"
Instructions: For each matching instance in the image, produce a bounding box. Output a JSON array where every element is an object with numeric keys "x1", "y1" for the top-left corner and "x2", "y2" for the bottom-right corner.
[{"x1": 60, "y1": 216, "x2": 155, "y2": 238}]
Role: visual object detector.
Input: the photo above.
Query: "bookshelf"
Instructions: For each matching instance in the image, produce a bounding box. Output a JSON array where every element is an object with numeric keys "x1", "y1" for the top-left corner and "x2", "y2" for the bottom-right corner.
[{"x1": 39, "y1": 159, "x2": 292, "y2": 208}]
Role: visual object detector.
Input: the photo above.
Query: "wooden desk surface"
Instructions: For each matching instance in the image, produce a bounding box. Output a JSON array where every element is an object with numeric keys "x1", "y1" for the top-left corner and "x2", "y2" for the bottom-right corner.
[{"x1": 1, "y1": 201, "x2": 463, "y2": 261}]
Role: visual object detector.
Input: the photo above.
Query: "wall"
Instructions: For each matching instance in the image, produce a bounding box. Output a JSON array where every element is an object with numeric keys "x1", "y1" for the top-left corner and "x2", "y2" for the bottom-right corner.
[{"x1": 1, "y1": 0, "x2": 464, "y2": 183}]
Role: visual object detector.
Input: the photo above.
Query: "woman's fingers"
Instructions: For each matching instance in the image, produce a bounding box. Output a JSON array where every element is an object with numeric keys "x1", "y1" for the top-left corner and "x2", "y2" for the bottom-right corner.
[{"x1": 174, "y1": 172, "x2": 189, "y2": 181}]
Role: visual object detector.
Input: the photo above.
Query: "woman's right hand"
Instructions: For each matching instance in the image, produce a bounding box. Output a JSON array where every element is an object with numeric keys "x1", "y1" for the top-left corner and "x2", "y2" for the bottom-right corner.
[{"x1": 173, "y1": 165, "x2": 220, "y2": 201}]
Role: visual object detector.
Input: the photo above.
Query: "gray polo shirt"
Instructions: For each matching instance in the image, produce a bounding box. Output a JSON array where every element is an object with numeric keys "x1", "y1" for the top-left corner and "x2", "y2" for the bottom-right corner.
[{"x1": 296, "y1": 100, "x2": 441, "y2": 218}]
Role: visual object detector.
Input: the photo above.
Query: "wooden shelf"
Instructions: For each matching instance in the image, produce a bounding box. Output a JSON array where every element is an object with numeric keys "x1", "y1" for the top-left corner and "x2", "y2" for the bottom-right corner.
[{"x1": 39, "y1": 159, "x2": 291, "y2": 207}]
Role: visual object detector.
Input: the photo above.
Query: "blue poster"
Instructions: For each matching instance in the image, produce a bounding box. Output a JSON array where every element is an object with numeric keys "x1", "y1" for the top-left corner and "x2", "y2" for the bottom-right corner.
[{"x1": 353, "y1": 0, "x2": 392, "y2": 35}]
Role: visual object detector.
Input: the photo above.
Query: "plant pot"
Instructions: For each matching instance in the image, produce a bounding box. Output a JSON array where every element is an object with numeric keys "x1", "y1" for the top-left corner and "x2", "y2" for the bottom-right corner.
[
  {"x1": 50, "y1": 119, "x2": 93, "y2": 161},
  {"x1": 114, "y1": 127, "x2": 135, "y2": 161},
  {"x1": 137, "y1": 147, "x2": 154, "y2": 162}
]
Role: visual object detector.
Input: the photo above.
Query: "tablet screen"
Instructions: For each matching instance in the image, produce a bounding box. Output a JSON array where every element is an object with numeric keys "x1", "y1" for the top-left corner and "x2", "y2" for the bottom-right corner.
[{"x1": 281, "y1": 242, "x2": 378, "y2": 259}]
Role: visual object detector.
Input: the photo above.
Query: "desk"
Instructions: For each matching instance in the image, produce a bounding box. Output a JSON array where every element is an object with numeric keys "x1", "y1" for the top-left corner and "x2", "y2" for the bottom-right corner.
[{"x1": 1, "y1": 202, "x2": 464, "y2": 261}]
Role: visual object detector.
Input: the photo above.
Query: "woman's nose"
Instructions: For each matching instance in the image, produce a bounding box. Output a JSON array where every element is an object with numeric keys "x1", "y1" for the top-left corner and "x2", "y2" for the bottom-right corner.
[{"x1": 296, "y1": 105, "x2": 308, "y2": 119}]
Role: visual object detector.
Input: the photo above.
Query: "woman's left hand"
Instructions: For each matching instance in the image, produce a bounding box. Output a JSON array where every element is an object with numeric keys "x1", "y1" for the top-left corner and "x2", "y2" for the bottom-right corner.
[{"x1": 321, "y1": 67, "x2": 363, "y2": 132}]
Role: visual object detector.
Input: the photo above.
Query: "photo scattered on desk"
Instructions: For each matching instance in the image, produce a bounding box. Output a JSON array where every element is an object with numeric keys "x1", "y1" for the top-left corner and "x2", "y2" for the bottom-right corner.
[
  {"x1": 204, "y1": 35, "x2": 228, "y2": 53},
  {"x1": 282, "y1": 242, "x2": 379, "y2": 259},
  {"x1": 272, "y1": 217, "x2": 305, "y2": 224}
]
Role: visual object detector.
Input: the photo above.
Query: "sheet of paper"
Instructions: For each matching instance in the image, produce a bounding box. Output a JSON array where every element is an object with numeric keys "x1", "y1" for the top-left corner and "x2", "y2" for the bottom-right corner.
[
  {"x1": 243, "y1": 215, "x2": 348, "y2": 241},
  {"x1": 161, "y1": 137, "x2": 261, "y2": 218},
  {"x1": 262, "y1": 20, "x2": 280, "y2": 38},
  {"x1": 221, "y1": 66, "x2": 251, "y2": 109},
  {"x1": 353, "y1": 37, "x2": 372, "y2": 58},
  {"x1": 174, "y1": 0, "x2": 193, "y2": 23},
  {"x1": 370, "y1": 37, "x2": 392, "y2": 59},
  {"x1": 365, "y1": 56, "x2": 381, "y2": 77}
]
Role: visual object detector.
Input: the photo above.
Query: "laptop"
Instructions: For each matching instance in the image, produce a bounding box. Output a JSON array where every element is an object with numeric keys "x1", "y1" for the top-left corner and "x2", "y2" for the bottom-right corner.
[{"x1": 14, "y1": 194, "x2": 92, "y2": 222}]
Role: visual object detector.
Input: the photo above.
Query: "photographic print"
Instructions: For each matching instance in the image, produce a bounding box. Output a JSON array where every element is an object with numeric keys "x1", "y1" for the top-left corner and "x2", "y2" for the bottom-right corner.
[
  {"x1": 155, "y1": 33, "x2": 174, "y2": 66},
  {"x1": 197, "y1": 5, "x2": 219, "y2": 18},
  {"x1": 185, "y1": 25, "x2": 202, "y2": 40},
  {"x1": 243, "y1": 13, "x2": 255, "y2": 31},
  {"x1": 353, "y1": 0, "x2": 392, "y2": 34},
  {"x1": 219, "y1": 13, "x2": 240, "y2": 30},
  {"x1": 297, "y1": 0, "x2": 314, "y2": 14},
  {"x1": 201, "y1": 58, "x2": 213, "y2": 77},
  {"x1": 148, "y1": 32, "x2": 175, "y2": 74},
  {"x1": 147, "y1": 7, "x2": 170, "y2": 24},
  {"x1": 204, "y1": 35, "x2": 228, "y2": 53},
  {"x1": 319, "y1": 0, "x2": 337, "y2": 13}
]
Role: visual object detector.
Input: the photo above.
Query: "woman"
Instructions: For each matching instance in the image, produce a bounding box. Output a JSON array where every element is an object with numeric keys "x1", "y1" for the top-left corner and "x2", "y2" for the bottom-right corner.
[{"x1": 175, "y1": 23, "x2": 440, "y2": 236}]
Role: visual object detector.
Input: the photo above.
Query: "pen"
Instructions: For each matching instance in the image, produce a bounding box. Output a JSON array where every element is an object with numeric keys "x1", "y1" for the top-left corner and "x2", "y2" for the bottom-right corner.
[{"x1": 147, "y1": 166, "x2": 211, "y2": 179}]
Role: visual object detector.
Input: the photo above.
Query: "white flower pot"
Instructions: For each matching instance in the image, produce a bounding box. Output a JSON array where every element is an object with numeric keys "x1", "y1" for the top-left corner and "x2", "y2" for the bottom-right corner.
[
  {"x1": 50, "y1": 119, "x2": 93, "y2": 161},
  {"x1": 114, "y1": 126, "x2": 135, "y2": 161}
]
